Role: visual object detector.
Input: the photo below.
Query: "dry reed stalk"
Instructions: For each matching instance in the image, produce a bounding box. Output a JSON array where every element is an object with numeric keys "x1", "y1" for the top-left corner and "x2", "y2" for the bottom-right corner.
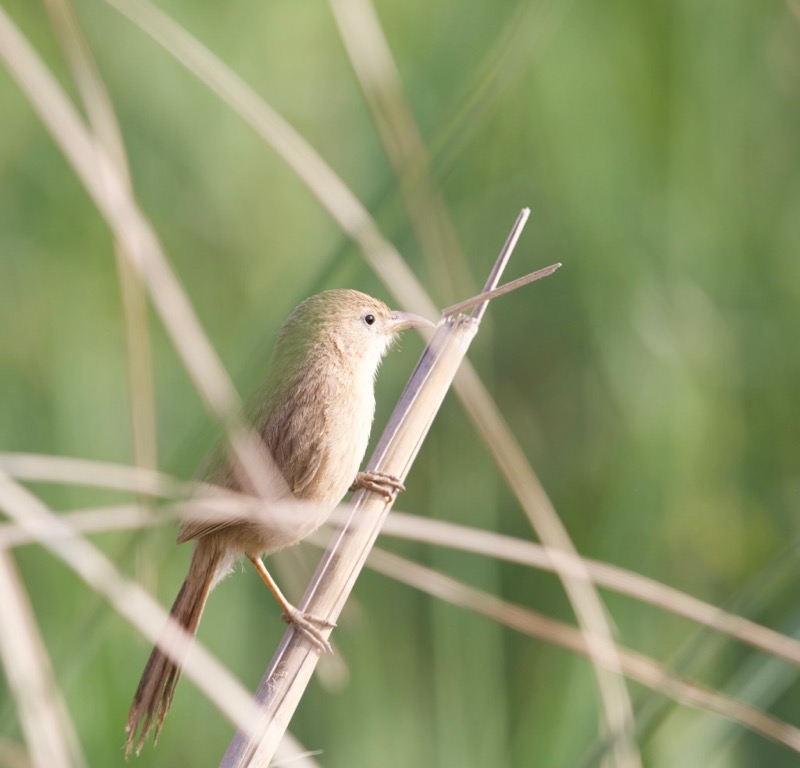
[
  {"x1": 2, "y1": 482, "x2": 797, "y2": 755},
  {"x1": 0, "y1": 4, "x2": 280, "y2": 503},
  {"x1": 4, "y1": 496, "x2": 800, "y2": 676},
  {"x1": 0, "y1": 453, "x2": 185, "y2": 498},
  {"x1": 367, "y1": 548, "x2": 800, "y2": 753},
  {"x1": 0, "y1": 549, "x2": 85, "y2": 768},
  {"x1": 0, "y1": 504, "x2": 163, "y2": 546},
  {"x1": 0, "y1": 473, "x2": 324, "y2": 768},
  {"x1": 102, "y1": 0, "x2": 438, "y2": 319},
  {"x1": 219, "y1": 213, "x2": 550, "y2": 767},
  {"x1": 42, "y1": 0, "x2": 158, "y2": 477},
  {"x1": 327, "y1": 0, "x2": 473, "y2": 303},
  {"x1": 377, "y1": 513, "x2": 800, "y2": 668},
  {"x1": 0, "y1": 470, "x2": 268, "y2": 743}
]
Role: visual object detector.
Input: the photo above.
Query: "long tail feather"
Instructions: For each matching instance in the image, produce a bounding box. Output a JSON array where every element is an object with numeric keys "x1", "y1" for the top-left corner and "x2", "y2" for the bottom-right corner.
[{"x1": 125, "y1": 540, "x2": 220, "y2": 757}]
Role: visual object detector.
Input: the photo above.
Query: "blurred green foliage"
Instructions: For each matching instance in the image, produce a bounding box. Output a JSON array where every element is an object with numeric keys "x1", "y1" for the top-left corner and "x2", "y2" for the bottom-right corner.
[{"x1": 1, "y1": 0, "x2": 800, "y2": 766}]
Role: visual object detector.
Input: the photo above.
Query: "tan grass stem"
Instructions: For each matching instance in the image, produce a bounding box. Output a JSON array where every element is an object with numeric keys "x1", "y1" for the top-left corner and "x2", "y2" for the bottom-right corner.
[
  {"x1": 367, "y1": 547, "x2": 800, "y2": 753},
  {"x1": 44, "y1": 0, "x2": 157, "y2": 476},
  {"x1": 3, "y1": 501, "x2": 799, "y2": 675},
  {"x1": 0, "y1": 549, "x2": 85, "y2": 768},
  {"x1": 0, "y1": 5, "x2": 277, "y2": 502},
  {"x1": 327, "y1": 0, "x2": 474, "y2": 303},
  {"x1": 219, "y1": 211, "x2": 541, "y2": 767},
  {"x1": 0, "y1": 471, "x2": 267, "y2": 748}
]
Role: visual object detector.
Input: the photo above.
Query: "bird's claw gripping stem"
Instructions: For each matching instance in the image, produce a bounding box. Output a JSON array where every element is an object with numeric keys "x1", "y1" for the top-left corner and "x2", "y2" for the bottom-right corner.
[
  {"x1": 281, "y1": 606, "x2": 335, "y2": 654},
  {"x1": 350, "y1": 471, "x2": 406, "y2": 502}
]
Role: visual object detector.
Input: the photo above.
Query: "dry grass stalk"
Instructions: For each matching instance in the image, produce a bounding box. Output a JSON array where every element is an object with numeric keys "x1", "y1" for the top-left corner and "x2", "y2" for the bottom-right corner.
[
  {"x1": 0, "y1": 3, "x2": 280, "y2": 503},
  {"x1": 3, "y1": 495, "x2": 800, "y2": 678},
  {"x1": 0, "y1": 549, "x2": 85, "y2": 768},
  {"x1": 0, "y1": 471, "x2": 269, "y2": 742},
  {"x1": 327, "y1": 0, "x2": 473, "y2": 303},
  {"x1": 102, "y1": 0, "x2": 438, "y2": 320},
  {"x1": 2, "y1": 479, "x2": 797, "y2": 755},
  {"x1": 367, "y1": 548, "x2": 800, "y2": 753},
  {"x1": 0, "y1": 453, "x2": 186, "y2": 498},
  {"x1": 219, "y1": 214, "x2": 542, "y2": 767},
  {"x1": 450, "y1": 359, "x2": 642, "y2": 766},
  {"x1": 378, "y1": 513, "x2": 800, "y2": 668},
  {"x1": 42, "y1": 0, "x2": 159, "y2": 477}
]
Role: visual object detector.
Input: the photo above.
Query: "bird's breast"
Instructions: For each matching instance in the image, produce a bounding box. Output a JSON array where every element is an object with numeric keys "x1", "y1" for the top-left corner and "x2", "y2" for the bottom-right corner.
[{"x1": 307, "y1": 377, "x2": 375, "y2": 505}]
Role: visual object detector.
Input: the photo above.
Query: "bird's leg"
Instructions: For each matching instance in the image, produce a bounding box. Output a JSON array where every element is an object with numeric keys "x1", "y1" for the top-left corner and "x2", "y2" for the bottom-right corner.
[
  {"x1": 246, "y1": 555, "x2": 334, "y2": 654},
  {"x1": 350, "y1": 470, "x2": 406, "y2": 502}
]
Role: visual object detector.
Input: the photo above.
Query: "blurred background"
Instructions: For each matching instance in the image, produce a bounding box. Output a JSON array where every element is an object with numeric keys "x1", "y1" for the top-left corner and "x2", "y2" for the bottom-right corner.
[{"x1": 1, "y1": 0, "x2": 799, "y2": 765}]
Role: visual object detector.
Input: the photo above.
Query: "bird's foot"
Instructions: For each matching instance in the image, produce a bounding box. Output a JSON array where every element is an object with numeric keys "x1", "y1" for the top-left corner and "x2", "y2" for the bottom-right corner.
[
  {"x1": 281, "y1": 605, "x2": 335, "y2": 654},
  {"x1": 350, "y1": 470, "x2": 406, "y2": 502}
]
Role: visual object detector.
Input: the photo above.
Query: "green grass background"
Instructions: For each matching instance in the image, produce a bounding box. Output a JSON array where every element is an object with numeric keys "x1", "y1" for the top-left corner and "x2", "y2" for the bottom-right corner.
[{"x1": 1, "y1": 0, "x2": 799, "y2": 765}]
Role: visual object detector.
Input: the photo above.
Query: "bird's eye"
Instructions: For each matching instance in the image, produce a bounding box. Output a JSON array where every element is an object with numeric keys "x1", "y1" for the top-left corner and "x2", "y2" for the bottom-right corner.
[{"x1": 364, "y1": 313, "x2": 376, "y2": 326}]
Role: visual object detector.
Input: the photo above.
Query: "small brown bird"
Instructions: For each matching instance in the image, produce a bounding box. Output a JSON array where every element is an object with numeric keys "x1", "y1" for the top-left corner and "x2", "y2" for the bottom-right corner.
[{"x1": 126, "y1": 289, "x2": 432, "y2": 756}]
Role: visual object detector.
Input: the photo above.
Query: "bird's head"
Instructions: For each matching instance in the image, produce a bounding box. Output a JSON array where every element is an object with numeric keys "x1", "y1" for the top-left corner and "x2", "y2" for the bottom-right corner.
[{"x1": 273, "y1": 289, "x2": 434, "y2": 381}]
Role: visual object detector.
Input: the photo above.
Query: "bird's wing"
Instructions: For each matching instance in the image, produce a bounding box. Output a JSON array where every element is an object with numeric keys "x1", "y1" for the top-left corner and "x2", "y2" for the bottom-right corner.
[
  {"x1": 290, "y1": 437, "x2": 324, "y2": 497},
  {"x1": 275, "y1": 394, "x2": 327, "y2": 499},
  {"x1": 177, "y1": 386, "x2": 331, "y2": 544}
]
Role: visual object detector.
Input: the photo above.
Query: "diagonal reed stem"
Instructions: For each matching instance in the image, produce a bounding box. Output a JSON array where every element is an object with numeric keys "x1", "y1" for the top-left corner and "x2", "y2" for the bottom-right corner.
[{"x1": 220, "y1": 213, "x2": 549, "y2": 767}]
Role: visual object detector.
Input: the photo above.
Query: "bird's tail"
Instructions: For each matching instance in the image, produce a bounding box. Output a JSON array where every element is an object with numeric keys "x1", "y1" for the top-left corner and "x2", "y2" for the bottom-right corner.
[{"x1": 125, "y1": 539, "x2": 221, "y2": 757}]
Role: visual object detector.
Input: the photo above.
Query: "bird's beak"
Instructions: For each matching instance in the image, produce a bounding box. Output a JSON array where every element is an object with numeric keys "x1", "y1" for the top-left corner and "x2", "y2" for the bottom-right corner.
[{"x1": 386, "y1": 311, "x2": 436, "y2": 334}]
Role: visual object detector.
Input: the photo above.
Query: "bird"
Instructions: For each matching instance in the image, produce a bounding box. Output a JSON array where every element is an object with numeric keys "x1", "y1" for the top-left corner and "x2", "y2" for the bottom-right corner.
[{"x1": 125, "y1": 289, "x2": 433, "y2": 756}]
